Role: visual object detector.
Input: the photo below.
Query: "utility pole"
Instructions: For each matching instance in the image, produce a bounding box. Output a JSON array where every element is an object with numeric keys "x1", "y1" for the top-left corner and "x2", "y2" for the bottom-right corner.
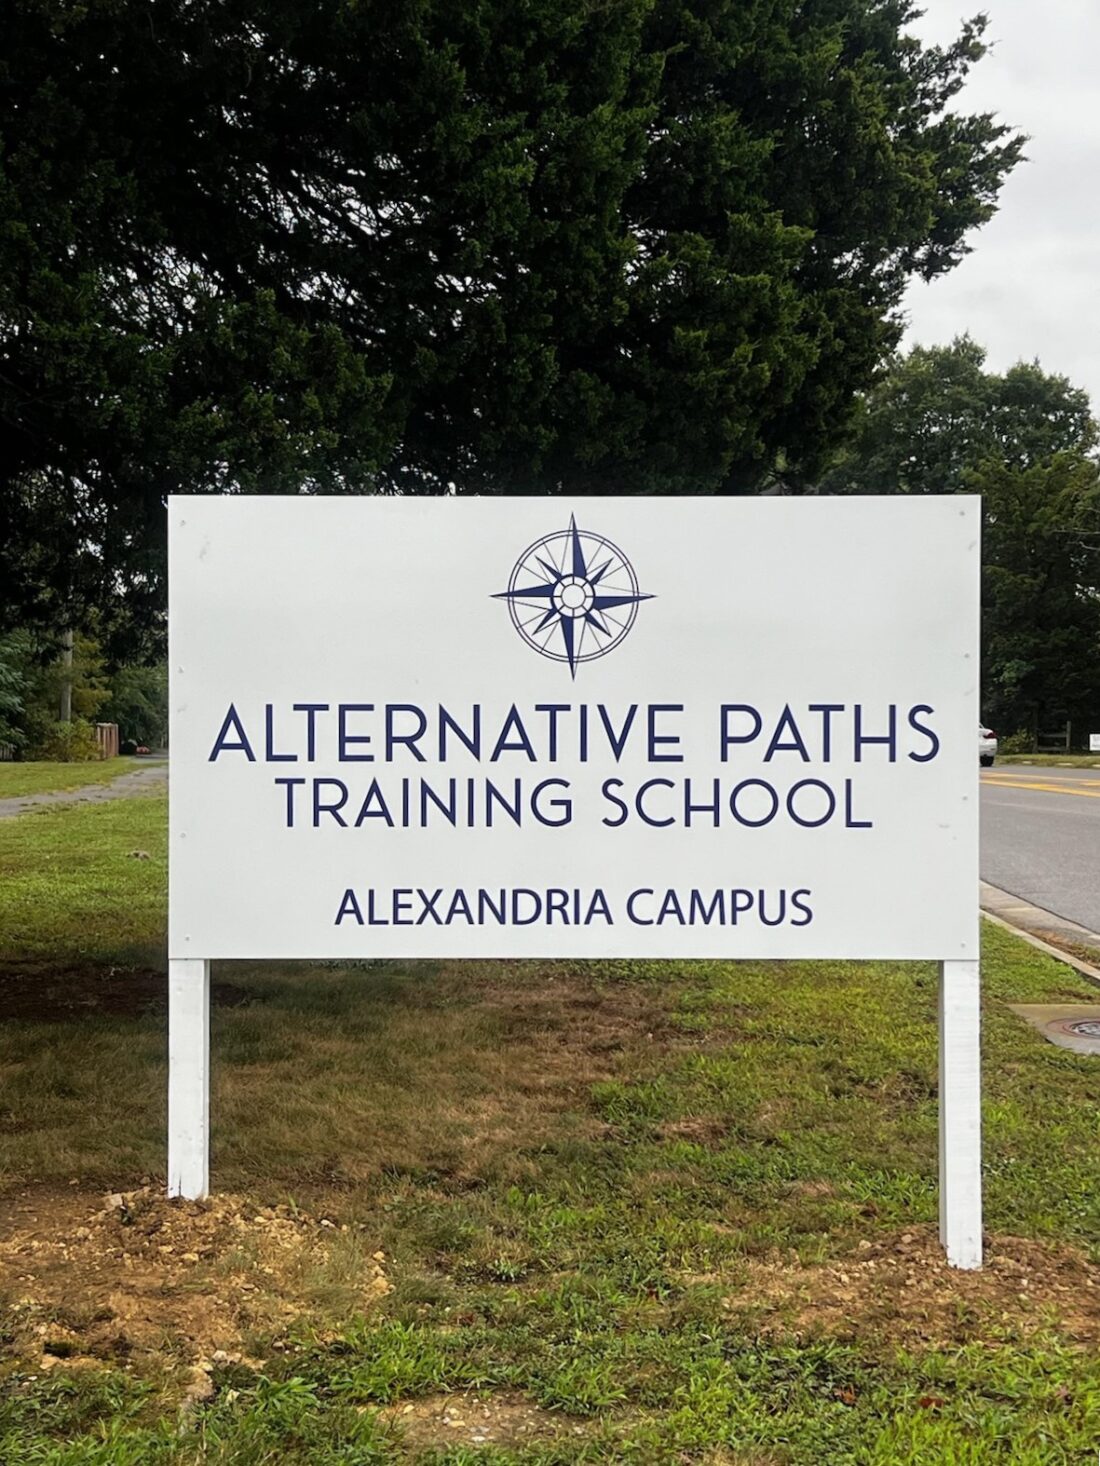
[{"x1": 59, "y1": 628, "x2": 73, "y2": 723}]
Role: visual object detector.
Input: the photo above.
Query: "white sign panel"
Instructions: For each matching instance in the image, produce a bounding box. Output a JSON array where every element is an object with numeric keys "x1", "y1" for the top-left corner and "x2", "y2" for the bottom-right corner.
[
  {"x1": 169, "y1": 496, "x2": 979, "y2": 961},
  {"x1": 1090, "y1": 734, "x2": 1100, "y2": 753}
]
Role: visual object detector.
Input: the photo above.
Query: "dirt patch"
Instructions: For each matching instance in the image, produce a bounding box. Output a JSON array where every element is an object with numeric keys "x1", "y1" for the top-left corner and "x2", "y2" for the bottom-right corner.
[
  {"x1": 378, "y1": 1392, "x2": 594, "y2": 1452},
  {"x1": 721, "y1": 1226, "x2": 1100, "y2": 1347},
  {"x1": 658, "y1": 1117, "x2": 730, "y2": 1146},
  {"x1": 0, "y1": 1186, "x2": 389, "y2": 1372},
  {"x1": 0, "y1": 960, "x2": 254, "y2": 1022}
]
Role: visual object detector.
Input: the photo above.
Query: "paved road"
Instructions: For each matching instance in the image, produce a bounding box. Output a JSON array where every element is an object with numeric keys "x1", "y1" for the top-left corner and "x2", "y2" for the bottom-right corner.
[
  {"x1": 0, "y1": 762, "x2": 167, "y2": 821},
  {"x1": 981, "y1": 766, "x2": 1100, "y2": 932}
]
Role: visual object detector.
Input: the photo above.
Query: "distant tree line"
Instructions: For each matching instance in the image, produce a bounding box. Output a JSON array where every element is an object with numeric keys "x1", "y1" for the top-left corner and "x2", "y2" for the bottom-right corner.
[
  {"x1": 0, "y1": 633, "x2": 167, "y2": 759},
  {"x1": 820, "y1": 338, "x2": 1100, "y2": 746}
]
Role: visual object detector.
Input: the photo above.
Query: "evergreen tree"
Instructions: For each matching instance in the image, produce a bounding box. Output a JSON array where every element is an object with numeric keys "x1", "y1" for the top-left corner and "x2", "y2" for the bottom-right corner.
[{"x1": 1, "y1": 2, "x2": 1023, "y2": 638}]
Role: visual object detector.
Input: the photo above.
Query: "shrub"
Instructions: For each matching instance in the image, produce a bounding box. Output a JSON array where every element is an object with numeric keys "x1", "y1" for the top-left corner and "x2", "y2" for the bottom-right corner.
[
  {"x1": 997, "y1": 729, "x2": 1035, "y2": 755},
  {"x1": 34, "y1": 719, "x2": 101, "y2": 762}
]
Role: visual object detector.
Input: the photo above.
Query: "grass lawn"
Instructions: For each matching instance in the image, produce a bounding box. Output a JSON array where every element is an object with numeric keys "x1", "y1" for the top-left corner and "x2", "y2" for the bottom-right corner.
[
  {"x1": 996, "y1": 753, "x2": 1100, "y2": 768},
  {"x1": 0, "y1": 792, "x2": 1099, "y2": 1462},
  {"x1": 0, "y1": 757, "x2": 146, "y2": 799}
]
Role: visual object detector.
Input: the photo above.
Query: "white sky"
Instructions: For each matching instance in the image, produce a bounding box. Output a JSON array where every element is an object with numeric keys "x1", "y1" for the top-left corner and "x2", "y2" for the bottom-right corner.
[{"x1": 901, "y1": 0, "x2": 1100, "y2": 408}]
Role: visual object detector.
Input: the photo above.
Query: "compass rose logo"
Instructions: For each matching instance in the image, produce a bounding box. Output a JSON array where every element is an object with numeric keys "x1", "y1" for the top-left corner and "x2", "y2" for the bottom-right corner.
[{"x1": 492, "y1": 515, "x2": 653, "y2": 677}]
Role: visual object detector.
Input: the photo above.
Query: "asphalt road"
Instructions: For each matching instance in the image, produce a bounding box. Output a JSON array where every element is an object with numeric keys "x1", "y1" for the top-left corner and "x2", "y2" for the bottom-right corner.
[{"x1": 981, "y1": 765, "x2": 1100, "y2": 933}]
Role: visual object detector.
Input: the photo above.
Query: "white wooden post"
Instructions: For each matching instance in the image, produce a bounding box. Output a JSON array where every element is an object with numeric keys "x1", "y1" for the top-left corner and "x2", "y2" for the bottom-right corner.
[
  {"x1": 168, "y1": 958, "x2": 210, "y2": 1199},
  {"x1": 938, "y1": 958, "x2": 982, "y2": 1268}
]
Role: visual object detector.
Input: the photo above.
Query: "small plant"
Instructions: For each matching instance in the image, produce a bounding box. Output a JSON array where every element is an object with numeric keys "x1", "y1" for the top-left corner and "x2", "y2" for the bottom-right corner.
[
  {"x1": 486, "y1": 1254, "x2": 527, "y2": 1283},
  {"x1": 998, "y1": 729, "x2": 1035, "y2": 755}
]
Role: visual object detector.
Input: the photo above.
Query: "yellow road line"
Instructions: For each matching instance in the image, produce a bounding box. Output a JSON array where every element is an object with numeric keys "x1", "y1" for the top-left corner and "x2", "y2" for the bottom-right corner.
[
  {"x1": 985, "y1": 774, "x2": 1100, "y2": 785},
  {"x1": 981, "y1": 777, "x2": 1100, "y2": 800},
  {"x1": 985, "y1": 771, "x2": 1100, "y2": 787}
]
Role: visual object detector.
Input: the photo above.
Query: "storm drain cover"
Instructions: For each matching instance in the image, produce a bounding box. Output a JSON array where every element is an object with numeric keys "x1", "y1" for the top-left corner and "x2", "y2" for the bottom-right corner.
[{"x1": 1008, "y1": 1005, "x2": 1100, "y2": 1056}]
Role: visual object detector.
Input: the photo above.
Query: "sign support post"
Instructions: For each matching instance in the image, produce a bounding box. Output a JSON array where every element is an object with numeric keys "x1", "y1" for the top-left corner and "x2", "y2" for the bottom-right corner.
[
  {"x1": 168, "y1": 958, "x2": 210, "y2": 1200},
  {"x1": 938, "y1": 958, "x2": 982, "y2": 1268},
  {"x1": 163, "y1": 959, "x2": 985, "y2": 1260}
]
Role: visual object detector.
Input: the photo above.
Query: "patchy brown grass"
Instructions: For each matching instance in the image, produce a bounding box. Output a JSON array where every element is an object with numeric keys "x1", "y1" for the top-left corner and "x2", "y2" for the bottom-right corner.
[
  {"x1": 207, "y1": 963, "x2": 685, "y2": 1196},
  {"x1": 0, "y1": 960, "x2": 682, "y2": 1193},
  {"x1": 6, "y1": 788, "x2": 1100, "y2": 1459}
]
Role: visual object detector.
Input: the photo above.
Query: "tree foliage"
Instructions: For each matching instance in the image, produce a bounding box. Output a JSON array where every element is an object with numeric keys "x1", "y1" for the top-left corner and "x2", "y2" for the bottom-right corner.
[
  {"x1": 0, "y1": 628, "x2": 166, "y2": 754},
  {"x1": 99, "y1": 662, "x2": 169, "y2": 747},
  {"x1": 1, "y1": 1, "x2": 1022, "y2": 637},
  {"x1": 816, "y1": 336, "x2": 1097, "y2": 496},
  {"x1": 0, "y1": 634, "x2": 31, "y2": 750},
  {"x1": 977, "y1": 455, "x2": 1100, "y2": 740},
  {"x1": 821, "y1": 339, "x2": 1100, "y2": 738}
]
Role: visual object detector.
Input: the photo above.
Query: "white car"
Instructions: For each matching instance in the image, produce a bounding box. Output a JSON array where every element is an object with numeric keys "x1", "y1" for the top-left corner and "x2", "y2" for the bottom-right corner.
[{"x1": 979, "y1": 724, "x2": 997, "y2": 767}]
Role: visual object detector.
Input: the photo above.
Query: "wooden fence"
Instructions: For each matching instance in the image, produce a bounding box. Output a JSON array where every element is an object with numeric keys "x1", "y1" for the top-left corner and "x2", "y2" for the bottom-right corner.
[{"x1": 95, "y1": 723, "x2": 120, "y2": 759}]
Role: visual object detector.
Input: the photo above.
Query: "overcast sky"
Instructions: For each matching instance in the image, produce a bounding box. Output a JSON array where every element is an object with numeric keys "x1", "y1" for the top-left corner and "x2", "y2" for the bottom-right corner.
[{"x1": 901, "y1": 1, "x2": 1100, "y2": 409}]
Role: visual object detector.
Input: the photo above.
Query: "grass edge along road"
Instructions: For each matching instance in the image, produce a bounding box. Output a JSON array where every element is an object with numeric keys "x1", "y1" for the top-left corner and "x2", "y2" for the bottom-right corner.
[
  {"x1": 996, "y1": 753, "x2": 1100, "y2": 768},
  {"x1": 0, "y1": 786, "x2": 1098, "y2": 1462}
]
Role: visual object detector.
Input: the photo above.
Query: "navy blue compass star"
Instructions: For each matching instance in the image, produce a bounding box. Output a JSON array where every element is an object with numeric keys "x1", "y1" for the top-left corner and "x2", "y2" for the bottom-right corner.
[{"x1": 493, "y1": 515, "x2": 654, "y2": 676}]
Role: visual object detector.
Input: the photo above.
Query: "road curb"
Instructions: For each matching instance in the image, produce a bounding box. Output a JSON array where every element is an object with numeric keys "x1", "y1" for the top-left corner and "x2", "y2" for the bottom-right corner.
[{"x1": 980, "y1": 881, "x2": 1100, "y2": 988}]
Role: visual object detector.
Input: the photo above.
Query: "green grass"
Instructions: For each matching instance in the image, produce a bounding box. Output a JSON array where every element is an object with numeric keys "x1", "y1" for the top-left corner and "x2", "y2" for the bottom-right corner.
[
  {"x1": 995, "y1": 753, "x2": 1100, "y2": 767},
  {"x1": 0, "y1": 786, "x2": 167, "y2": 958},
  {"x1": 0, "y1": 757, "x2": 144, "y2": 799},
  {"x1": 1, "y1": 792, "x2": 1099, "y2": 1462},
  {"x1": 3, "y1": 1339, "x2": 1097, "y2": 1464}
]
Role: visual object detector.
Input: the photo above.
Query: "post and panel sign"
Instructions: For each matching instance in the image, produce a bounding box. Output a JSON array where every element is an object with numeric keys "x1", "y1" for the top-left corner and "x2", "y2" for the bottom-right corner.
[{"x1": 169, "y1": 496, "x2": 979, "y2": 962}]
